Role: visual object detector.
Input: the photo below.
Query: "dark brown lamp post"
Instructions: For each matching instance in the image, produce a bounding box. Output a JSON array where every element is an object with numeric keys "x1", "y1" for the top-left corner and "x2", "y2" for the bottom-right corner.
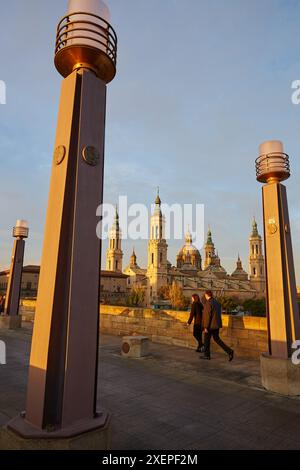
[
  {"x1": 0, "y1": 220, "x2": 29, "y2": 330},
  {"x1": 256, "y1": 140, "x2": 300, "y2": 396},
  {"x1": 3, "y1": 0, "x2": 117, "y2": 448}
]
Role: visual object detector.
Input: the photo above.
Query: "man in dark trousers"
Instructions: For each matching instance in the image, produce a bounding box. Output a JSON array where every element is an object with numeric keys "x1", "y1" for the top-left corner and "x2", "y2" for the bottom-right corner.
[
  {"x1": 0, "y1": 295, "x2": 5, "y2": 314},
  {"x1": 201, "y1": 290, "x2": 234, "y2": 361},
  {"x1": 187, "y1": 294, "x2": 204, "y2": 352}
]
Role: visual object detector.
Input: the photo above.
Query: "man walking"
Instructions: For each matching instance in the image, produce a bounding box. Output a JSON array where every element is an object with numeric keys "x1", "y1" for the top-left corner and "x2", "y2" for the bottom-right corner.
[
  {"x1": 0, "y1": 295, "x2": 5, "y2": 314},
  {"x1": 201, "y1": 290, "x2": 234, "y2": 361}
]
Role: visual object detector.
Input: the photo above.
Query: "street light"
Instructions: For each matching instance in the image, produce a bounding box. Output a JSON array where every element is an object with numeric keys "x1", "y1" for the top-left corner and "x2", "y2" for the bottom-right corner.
[
  {"x1": 13, "y1": 219, "x2": 29, "y2": 239},
  {"x1": 256, "y1": 140, "x2": 300, "y2": 395},
  {"x1": 4, "y1": 0, "x2": 117, "y2": 449},
  {"x1": 55, "y1": 0, "x2": 116, "y2": 82},
  {"x1": 256, "y1": 140, "x2": 290, "y2": 184},
  {"x1": 1, "y1": 220, "x2": 29, "y2": 329}
]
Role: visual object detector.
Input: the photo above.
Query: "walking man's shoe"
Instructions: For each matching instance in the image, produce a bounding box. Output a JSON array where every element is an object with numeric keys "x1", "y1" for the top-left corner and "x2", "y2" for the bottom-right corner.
[
  {"x1": 229, "y1": 350, "x2": 234, "y2": 362},
  {"x1": 200, "y1": 355, "x2": 211, "y2": 360}
]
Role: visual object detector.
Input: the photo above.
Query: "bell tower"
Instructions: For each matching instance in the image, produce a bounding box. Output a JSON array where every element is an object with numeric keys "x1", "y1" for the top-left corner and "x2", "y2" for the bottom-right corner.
[
  {"x1": 147, "y1": 189, "x2": 168, "y2": 303},
  {"x1": 106, "y1": 206, "x2": 123, "y2": 272},
  {"x1": 249, "y1": 218, "x2": 265, "y2": 293},
  {"x1": 204, "y1": 228, "x2": 215, "y2": 269},
  {"x1": 130, "y1": 248, "x2": 138, "y2": 268}
]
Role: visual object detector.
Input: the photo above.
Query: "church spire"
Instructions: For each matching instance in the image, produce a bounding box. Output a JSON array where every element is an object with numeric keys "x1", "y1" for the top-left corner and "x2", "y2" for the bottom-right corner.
[
  {"x1": 147, "y1": 188, "x2": 168, "y2": 303},
  {"x1": 237, "y1": 253, "x2": 242, "y2": 269},
  {"x1": 249, "y1": 218, "x2": 265, "y2": 293},
  {"x1": 204, "y1": 227, "x2": 216, "y2": 269},
  {"x1": 185, "y1": 227, "x2": 193, "y2": 245},
  {"x1": 251, "y1": 217, "x2": 258, "y2": 237},
  {"x1": 130, "y1": 247, "x2": 137, "y2": 267},
  {"x1": 206, "y1": 227, "x2": 213, "y2": 246},
  {"x1": 106, "y1": 203, "x2": 123, "y2": 272},
  {"x1": 155, "y1": 187, "x2": 161, "y2": 206},
  {"x1": 110, "y1": 204, "x2": 119, "y2": 231}
]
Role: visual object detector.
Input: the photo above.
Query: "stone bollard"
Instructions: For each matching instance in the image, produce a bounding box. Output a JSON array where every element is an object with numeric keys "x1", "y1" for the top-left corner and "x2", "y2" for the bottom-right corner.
[
  {"x1": 121, "y1": 336, "x2": 149, "y2": 358},
  {"x1": 0, "y1": 315, "x2": 22, "y2": 330},
  {"x1": 260, "y1": 353, "x2": 300, "y2": 396}
]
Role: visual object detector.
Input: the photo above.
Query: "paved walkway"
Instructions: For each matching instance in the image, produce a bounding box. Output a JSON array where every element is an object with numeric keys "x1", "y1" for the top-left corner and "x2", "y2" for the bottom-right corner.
[{"x1": 1, "y1": 325, "x2": 300, "y2": 450}]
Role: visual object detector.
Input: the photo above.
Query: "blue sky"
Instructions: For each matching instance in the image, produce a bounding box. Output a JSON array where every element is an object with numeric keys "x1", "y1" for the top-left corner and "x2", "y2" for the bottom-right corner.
[{"x1": 0, "y1": 0, "x2": 299, "y2": 281}]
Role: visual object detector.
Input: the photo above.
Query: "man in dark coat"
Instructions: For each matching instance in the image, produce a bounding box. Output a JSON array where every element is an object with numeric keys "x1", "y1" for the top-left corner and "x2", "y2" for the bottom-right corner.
[
  {"x1": 187, "y1": 294, "x2": 204, "y2": 352},
  {"x1": 201, "y1": 290, "x2": 234, "y2": 361},
  {"x1": 0, "y1": 295, "x2": 5, "y2": 314}
]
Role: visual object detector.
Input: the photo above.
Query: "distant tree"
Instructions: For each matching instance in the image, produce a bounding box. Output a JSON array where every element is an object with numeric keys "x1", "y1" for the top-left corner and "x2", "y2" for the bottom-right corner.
[
  {"x1": 242, "y1": 298, "x2": 266, "y2": 317},
  {"x1": 158, "y1": 284, "x2": 190, "y2": 310},
  {"x1": 127, "y1": 286, "x2": 145, "y2": 307},
  {"x1": 183, "y1": 296, "x2": 191, "y2": 310},
  {"x1": 158, "y1": 285, "x2": 170, "y2": 301},
  {"x1": 101, "y1": 293, "x2": 128, "y2": 307},
  {"x1": 217, "y1": 297, "x2": 238, "y2": 313}
]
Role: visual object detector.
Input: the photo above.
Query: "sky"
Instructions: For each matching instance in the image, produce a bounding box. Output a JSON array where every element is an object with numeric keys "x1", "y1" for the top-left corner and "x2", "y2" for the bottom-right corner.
[{"x1": 0, "y1": 0, "x2": 299, "y2": 281}]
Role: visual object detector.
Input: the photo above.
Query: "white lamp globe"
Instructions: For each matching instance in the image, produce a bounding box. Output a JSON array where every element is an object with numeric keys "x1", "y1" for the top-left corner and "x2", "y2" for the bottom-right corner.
[
  {"x1": 15, "y1": 220, "x2": 29, "y2": 229},
  {"x1": 256, "y1": 140, "x2": 290, "y2": 183},
  {"x1": 13, "y1": 220, "x2": 29, "y2": 238},
  {"x1": 55, "y1": 0, "x2": 117, "y2": 82},
  {"x1": 66, "y1": 0, "x2": 111, "y2": 51},
  {"x1": 68, "y1": 0, "x2": 110, "y2": 22}
]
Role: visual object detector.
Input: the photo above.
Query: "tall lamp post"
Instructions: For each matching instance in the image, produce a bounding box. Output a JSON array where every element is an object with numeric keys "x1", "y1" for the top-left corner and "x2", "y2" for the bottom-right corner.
[
  {"x1": 0, "y1": 220, "x2": 29, "y2": 330},
  {"x1": 256, "y1": 140, "x2": 300, "y2": 395},
  {"x1": 3, "y1": 0, "x2": 117, "y2": 449}
]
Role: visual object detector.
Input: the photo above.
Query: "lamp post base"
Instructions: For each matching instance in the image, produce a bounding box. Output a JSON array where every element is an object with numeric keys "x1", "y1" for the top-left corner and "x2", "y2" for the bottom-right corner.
[
  {"x1": 260, "y1": 353, "x2": 300, "y2": 396},
  {"x1": 0, "y1": 315, "x2": 22, "y2": 330},
  {"x1": 0, "y1": 411, "x2": 111, "y2": 450}
]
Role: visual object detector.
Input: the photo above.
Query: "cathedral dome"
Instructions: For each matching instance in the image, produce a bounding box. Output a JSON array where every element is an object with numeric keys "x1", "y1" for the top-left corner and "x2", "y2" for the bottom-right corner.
[
  {"x1": 231, "y1": 255, "x2": 248, "y2": 281},
  {"x1": 179, "y1": 230, "x2": 200, "y2": 255},
  {"x1": 180, "y1": 244, "x2": 200, "y2": 256},
  {"x1": 177, "y1": 230, "x2": 202, "y2": 270}
]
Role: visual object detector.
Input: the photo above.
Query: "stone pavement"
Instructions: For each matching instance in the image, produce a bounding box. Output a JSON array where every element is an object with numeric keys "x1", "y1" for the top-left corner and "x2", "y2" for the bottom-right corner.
[{"x1": 1, "y1": 324, "x2": 300, "y2": 450}]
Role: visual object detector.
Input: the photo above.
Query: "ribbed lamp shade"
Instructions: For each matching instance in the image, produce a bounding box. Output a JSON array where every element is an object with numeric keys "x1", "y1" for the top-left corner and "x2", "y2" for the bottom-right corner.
[
  {"x1": 256, "y1": 140, "x2": 290, "y2": 184},
  {"x1": 55, "y1": 0, "x2": 117, "y2": 82},
  {"x1": 67, "y1": 0, "x2": 111, "y2": 51},
  {"x1": 13, "y1": 220, "x2": 29, "y2": 238}
]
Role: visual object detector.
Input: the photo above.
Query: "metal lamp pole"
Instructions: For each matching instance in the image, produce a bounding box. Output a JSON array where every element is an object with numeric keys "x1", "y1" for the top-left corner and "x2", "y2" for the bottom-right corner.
[
  {"x1": 6, "y1": 0, "x2": 117, "y2": 446},
  {"x1": 256, "y1": 140, "x2": 300, "y2": 359},
  {"x1": 1, "y1": 220, "x2": 29, "y2": 329}
]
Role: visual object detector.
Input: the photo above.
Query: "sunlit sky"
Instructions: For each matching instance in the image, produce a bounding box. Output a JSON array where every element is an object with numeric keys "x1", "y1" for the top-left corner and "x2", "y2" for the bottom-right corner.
[{"x1": 0, "y1": 0, "x2": 299, "y2": 281}]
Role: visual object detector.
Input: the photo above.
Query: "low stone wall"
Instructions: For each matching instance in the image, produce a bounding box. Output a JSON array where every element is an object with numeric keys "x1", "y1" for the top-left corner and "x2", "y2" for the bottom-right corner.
[
  {"x1": 20, "y1": 299, "x2": 36, "y2": 322},
  {"x1": 19, "y1": 301, "x2": 268, "y2": 359},
  {"x1": 100, "y1": 306, "x2": 268, "y2": 359}
]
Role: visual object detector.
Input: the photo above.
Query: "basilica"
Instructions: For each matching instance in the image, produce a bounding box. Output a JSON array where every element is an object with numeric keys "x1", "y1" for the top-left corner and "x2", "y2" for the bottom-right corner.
[{"x1": 106, "y1": 192, "x2": 266, "y2": 305}]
